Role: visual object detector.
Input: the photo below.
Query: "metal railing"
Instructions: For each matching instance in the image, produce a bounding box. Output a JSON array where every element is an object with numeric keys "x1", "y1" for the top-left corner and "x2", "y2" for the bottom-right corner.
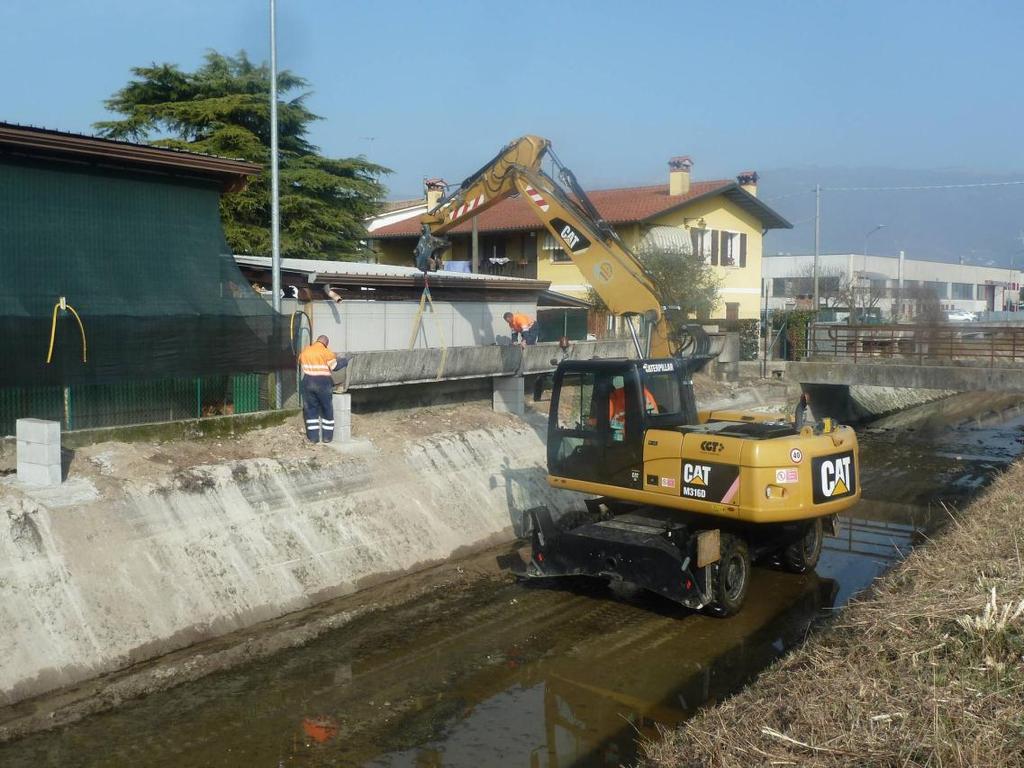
[{"x1": 808, "y1": 324, "x2": 1024, "y2": 366}]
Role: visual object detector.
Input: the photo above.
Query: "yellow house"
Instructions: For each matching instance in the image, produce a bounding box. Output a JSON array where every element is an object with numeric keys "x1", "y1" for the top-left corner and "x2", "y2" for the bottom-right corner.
[{"x1": 368, "y1": 158, "x2": 791, "y2": 320}]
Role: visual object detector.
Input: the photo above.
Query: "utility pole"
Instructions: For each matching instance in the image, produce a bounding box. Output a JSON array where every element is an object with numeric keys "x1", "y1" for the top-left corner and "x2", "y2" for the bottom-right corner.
[
  {"x1": 812, "y1": 184, "x2": 820, "y2": 314},
  {"x1": 269, "y1": 0, "x2": 282, "y2": 408}
]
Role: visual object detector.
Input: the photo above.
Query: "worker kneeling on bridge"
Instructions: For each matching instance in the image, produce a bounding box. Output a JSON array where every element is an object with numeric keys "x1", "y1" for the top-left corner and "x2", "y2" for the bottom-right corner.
[{"x1": 298, "y1": 335, "x2": 348, "y2": 443}]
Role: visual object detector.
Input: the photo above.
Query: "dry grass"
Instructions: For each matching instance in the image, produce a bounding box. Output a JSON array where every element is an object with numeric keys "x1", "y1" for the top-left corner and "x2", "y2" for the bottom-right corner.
[{"x1": 643, "y1": 463, "x2": 1024, "y2": 768}]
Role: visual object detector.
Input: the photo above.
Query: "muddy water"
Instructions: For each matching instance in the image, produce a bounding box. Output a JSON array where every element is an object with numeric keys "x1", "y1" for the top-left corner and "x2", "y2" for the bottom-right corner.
[{"x1": 3, "y1": 393, "x2": 1024, "y2": 768}]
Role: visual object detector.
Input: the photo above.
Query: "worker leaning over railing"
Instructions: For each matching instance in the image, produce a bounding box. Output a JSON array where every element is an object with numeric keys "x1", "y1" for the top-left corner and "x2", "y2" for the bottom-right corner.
[
  {"x1": 297, "y1": 335, "x2": 348, "y2": 444},
  {"x1": 503, "y1": 311, "x2": 538, "y2": 347}
]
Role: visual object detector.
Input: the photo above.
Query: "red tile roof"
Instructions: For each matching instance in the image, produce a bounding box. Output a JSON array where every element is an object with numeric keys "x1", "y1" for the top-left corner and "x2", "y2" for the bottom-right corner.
[{"x1": 370, "y1": 180, "x2": 734, "y2": 238}]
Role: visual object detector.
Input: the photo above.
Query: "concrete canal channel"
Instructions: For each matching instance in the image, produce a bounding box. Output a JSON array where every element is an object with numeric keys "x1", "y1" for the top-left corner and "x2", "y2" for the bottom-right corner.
[{"x1": 1, "y1": 392, "x2": 1023, "y2": 767}]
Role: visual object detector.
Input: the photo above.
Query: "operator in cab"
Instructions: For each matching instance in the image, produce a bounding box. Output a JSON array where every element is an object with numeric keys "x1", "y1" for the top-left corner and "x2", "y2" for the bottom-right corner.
[{"x1": 608, "y1": 380, "x2": 658, "y2": 440}]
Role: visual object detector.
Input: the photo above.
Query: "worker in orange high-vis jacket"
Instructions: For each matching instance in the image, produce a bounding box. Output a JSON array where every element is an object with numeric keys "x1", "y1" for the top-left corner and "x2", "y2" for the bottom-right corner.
[
  {"x1": 297, "y1": 335, "x2": 349, "y2": 443},
  {"x1": 503, "y1": 311, "x2": 538, "y2": 346}
]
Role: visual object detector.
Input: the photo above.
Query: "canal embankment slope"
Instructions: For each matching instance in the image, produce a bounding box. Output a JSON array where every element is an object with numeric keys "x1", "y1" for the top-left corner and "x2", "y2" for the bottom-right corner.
[
  {"x1": 0, "y1": 403, "x2": 586, "y2": 712},
  {"x1": 644, "y1": 459, "x2": 1024, "y2": 768}
]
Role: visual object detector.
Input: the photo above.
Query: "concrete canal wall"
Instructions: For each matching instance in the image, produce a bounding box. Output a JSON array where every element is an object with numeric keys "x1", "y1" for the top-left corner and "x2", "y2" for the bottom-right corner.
[{"x1": 0, "y1": 420, "x2": 578, "y2": 708}]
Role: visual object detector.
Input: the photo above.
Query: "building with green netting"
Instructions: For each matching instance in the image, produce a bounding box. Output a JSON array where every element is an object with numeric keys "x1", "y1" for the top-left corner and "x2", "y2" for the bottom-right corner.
[{"x1": 0, "y1": 122, "x2": 291, "y2": 435}]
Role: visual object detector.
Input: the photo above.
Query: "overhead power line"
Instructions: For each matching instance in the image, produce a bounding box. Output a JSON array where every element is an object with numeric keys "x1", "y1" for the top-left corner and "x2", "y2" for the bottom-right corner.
[
  {"x1": 766, "y1": 179, "x2": 1024, "y2": 203},
  {"x1": 823, "y1": 179, "x2": 1024, "y2": 192}
]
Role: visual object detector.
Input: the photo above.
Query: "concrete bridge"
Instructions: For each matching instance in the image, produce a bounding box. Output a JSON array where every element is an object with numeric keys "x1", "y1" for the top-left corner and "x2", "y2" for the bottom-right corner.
[{"x1": 788, "y1": 324, "x2": 1024, "y2": 394}]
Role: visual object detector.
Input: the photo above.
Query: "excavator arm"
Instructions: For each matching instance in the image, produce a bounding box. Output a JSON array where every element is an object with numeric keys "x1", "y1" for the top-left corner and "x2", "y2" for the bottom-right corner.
[{"x1": 414, "y1": 135, "x2": 696, "y2": 359}]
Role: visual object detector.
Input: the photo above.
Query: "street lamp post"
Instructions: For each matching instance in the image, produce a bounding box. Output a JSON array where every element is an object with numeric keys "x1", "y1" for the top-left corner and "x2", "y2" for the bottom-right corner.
[
  {"x1": 270, "y1": 0, "x2": 282, "y2": 408},
  {"x1": 863, "y1": 224, "x2": 885, "y2": 264}
]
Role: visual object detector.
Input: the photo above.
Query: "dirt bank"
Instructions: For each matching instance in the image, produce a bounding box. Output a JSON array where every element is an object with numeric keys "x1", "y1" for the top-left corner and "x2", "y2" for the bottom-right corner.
[{"x1": 644, "y1": 461, "x2": 1024, "y2": 768}]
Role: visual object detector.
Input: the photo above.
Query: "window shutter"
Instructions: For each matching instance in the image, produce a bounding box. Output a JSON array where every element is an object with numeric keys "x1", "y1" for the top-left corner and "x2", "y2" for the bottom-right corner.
[
  {"x1": 720, "y1": 231, "x2": 730, "y2": 266},
  {"x1": 710, "y1": 230, "x2": 718, "y2": 265},
  {"x1": 690, "y1": 229, "x2": 699, "y2": 257},
  {"x1": 739, "y1": 233, "x2": 747, "y2": 268}
]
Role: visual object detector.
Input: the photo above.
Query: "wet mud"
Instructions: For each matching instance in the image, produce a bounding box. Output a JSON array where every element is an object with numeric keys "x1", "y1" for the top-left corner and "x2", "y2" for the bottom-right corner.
[{"x1": 2, "y1": 392, "x2": 1023, "y2": 767}]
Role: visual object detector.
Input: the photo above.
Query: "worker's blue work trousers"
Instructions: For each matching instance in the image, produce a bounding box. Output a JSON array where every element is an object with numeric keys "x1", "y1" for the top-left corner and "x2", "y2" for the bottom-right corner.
[{"x1": 301, "y1": 375, "x2": 334, "y2": 443}]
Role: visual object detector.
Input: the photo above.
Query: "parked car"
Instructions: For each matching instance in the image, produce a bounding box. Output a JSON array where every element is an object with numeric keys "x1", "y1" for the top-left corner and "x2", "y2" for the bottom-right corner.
[{"x1": 946, "y1": 310, "x2": 977, "y2": 322}]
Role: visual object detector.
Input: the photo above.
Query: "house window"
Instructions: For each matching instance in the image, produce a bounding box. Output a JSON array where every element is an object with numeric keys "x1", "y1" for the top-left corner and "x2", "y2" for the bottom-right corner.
[
  {"x1": 923, "y1": 281, "x2": 948, "y2": 299},
  {"x1": 720, "y1": 232, "x2": 737, "y2": 266},
  {"x1": 725, "y1": 302, "x2": 740, "y2": 321},
  {"x1": 717, "y1": 231, "x2": 747, "y2": 267},
  {"x1": 543, "y1": 233, "x2": 571, "y2": 263},
  {"x1": 951, "y1": 282, "x2": 973, "y2": 300},
  {"x1": 690, "y1": 229, "x2": 713, "y2": 263}
]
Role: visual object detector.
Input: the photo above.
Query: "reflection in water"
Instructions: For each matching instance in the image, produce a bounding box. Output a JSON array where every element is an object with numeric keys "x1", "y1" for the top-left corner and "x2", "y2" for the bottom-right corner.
[
  {"x1": 1, "y1": 392, "x2": 1023, "y2": 767},
  {"x1": 367, "y1": 574, "x2": 837, "y2": 768}
]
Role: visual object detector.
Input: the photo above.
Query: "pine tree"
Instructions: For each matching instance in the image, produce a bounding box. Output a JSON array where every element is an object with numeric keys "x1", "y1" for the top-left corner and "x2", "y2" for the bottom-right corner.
[{"x1": 96, "y1": 51, "x2": 390, "y2": 260}]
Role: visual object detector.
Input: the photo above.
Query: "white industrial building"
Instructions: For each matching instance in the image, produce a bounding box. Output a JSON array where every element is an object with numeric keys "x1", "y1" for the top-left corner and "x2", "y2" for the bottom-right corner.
[{"x1": 763, "y1": 252, "x2": 1021, "y2": 320}]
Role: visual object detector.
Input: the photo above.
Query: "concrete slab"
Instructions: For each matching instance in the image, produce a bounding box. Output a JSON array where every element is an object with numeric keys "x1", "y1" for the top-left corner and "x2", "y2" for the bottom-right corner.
[
  {"x1": 6, "y1": 476, "x2": 101, "y2": 505},
  {"x1": 322, "y1": 437, "x2": 376, "y2": 456}
]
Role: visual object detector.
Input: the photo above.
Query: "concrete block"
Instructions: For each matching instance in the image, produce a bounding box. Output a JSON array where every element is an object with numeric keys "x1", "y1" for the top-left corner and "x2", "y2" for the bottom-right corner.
[
  {"x1": 493, "y1": 376, "x2": 525, "y2": 415},
  {"x1": 17, "y1": 440, "x2": 61, "y2": 466},
  {"x1": 332, "y1": 392, "x2": 352, "y2": 413},
  {"x1": 18, "y1": 461, "x2": 62, "y2": 487},
  {"x1": 16, "y1": 418, "x2": 61, "y2": 445},
  {"x1": 331, "y1": 423, "x2": 352, "y2": 443},
  {"x1": 333, "y1": 410, "x2": 352, "y2": 427}
]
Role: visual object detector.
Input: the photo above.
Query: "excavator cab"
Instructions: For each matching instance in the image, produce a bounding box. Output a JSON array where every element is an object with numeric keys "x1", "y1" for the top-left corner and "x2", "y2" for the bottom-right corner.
[{"x1": 548, "y1": 358, "x2": 699, "y2": 490}]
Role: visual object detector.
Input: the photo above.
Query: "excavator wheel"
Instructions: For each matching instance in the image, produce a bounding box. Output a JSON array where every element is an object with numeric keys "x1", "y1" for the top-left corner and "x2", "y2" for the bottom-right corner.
[
  {"x1": 704, "y1": 534, "x2": 750, "y2": 618},
  {"x1": 782, "y1": 518, "x2": 824, "y2": 574}
]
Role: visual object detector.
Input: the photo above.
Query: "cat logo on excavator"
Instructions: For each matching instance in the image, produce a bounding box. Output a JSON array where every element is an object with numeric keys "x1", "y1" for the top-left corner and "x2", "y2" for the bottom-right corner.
[{"x1": 813, "y1": 452, "x2": 856, "y2": 503}]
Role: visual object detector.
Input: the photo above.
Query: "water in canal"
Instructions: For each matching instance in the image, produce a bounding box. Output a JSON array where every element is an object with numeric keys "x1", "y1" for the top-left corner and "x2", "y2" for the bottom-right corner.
[{"x1": 3, "y1": 393, "x2": 1023, "y2": 768}]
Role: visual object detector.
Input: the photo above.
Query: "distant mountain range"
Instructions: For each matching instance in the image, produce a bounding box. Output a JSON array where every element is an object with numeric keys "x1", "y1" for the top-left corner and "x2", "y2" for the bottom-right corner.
[{"x1": 758, "y1": 167, "x2": 1024, "y2": 267}]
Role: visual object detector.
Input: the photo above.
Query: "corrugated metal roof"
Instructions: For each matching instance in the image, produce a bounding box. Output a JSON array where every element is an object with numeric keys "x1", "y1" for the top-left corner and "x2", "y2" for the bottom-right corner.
[{"x1": 233, "y1": 255, "x2": 550, "y2": 289}]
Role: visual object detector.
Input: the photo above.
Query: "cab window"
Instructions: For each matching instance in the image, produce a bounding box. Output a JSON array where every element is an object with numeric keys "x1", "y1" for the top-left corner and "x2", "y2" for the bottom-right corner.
[
  {"x1": 556, "y1": 371, "x2": 597, "y2": 432},
  {"x1": 642, "y1": 371, "x2": 682, "y2": 416}
]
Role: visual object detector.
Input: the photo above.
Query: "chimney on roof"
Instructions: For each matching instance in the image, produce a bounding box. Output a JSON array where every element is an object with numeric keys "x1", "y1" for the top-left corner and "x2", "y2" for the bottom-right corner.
[
  {"x1": 737, "y1": 170, "x2": 759, "y2": 197},
  {"x1": 424, "y1": 178, "x2": 447, "y2": 210},
  {"x1": 668, "y1": 156, "x2": 693, "y2": 196}
]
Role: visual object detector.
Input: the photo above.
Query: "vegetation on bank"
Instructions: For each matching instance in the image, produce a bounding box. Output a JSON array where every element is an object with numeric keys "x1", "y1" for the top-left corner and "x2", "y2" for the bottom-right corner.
[{"x1": 645, "y1": 462, "x2": 1024, "y2": 767}]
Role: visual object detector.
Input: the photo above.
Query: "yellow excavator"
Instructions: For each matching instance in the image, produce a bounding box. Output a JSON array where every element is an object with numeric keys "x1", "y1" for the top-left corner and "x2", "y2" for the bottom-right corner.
[{"x1": 414, "y1": 136, "x2": 860, "y2": 616}]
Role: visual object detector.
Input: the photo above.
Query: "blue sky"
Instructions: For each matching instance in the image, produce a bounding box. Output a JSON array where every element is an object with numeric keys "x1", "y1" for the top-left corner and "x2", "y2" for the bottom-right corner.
[{"x1": 3, "y1": 0, "x2": 1023, "y2": 199}]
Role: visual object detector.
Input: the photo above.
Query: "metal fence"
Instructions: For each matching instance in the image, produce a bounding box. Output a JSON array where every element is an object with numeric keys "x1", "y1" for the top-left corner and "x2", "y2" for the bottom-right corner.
[
  {"x1": 808, "y1": 324, "x2": 1024, "y2": 366},
  {"x1": 0, "y1": 373, "x2": 269, "y2": 436}
]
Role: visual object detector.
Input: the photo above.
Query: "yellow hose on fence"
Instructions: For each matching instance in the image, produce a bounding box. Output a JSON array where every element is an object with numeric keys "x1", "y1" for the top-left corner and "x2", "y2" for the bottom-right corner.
[
  {"x1": 45, "y1": 296, "x2": 87, "y2": 364},
  {"x1": 289, "y1": 308, "x2": 313, "y2": 355}
]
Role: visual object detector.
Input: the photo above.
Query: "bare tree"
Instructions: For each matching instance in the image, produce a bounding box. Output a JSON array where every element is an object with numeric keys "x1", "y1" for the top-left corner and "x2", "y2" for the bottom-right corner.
[{"x1": 793, "y1": 264, "x2": 887, "y2": 322}]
